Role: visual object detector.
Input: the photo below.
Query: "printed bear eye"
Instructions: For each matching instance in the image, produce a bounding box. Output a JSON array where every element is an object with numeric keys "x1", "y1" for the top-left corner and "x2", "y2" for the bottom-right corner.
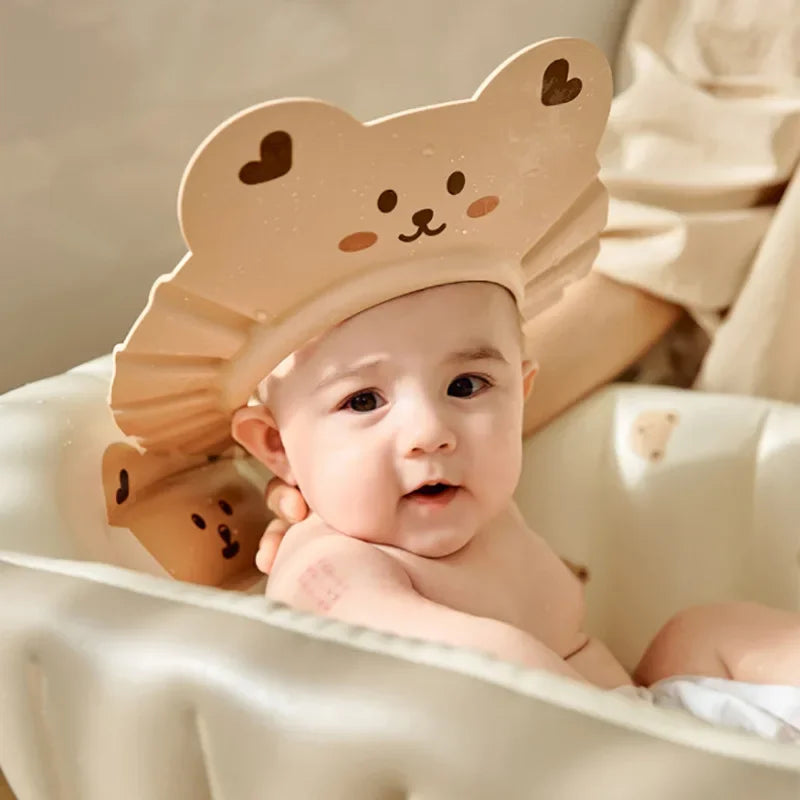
[
  {"x1": 191, "y1": 513, "x2": 207, "y2": 530},
  {"x1": 447, "y1": 171, "x2": 465, "y2": 195},
  {"x1": 219, "y1": 500, "x2": 233, "y2": 515},
  {"x1": 377, "y1": 189, "x2": 398, "y2": 213}
]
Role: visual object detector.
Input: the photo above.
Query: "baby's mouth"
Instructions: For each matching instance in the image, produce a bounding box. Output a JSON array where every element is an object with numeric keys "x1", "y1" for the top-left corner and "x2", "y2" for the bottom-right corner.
[{"x1": 403, "y1": 482, "x2": 461, "y2": 506}]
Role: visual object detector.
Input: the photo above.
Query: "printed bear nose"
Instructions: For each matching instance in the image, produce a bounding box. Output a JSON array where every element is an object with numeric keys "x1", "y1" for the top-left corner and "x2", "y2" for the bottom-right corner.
[
  {"x1": 218, "y1": 523, "x2": 232, "y2": 543},
  {"x1": 412, "y1": 208, "x2": 434, "y2": 227}
]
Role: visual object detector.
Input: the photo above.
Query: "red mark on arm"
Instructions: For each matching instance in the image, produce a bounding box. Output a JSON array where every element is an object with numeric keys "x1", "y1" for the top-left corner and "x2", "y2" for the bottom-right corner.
[{"x1": 297, "y1": 557, "x2": 348, "y2": 611}]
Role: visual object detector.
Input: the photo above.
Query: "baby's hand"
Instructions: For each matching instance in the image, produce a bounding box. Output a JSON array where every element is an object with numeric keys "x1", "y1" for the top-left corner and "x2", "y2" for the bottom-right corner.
[{"x1": 256, "y1": 477, "x2": 310, "y2": 574}]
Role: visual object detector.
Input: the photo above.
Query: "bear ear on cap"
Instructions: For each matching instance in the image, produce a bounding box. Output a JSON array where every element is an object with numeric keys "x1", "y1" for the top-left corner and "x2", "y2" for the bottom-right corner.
[
  {"x1": 475, "y1": 37, "x2": 612, "y2": 147},
  {"x1": 178, "y1": 99, "x2": 364, "y2": 255}
]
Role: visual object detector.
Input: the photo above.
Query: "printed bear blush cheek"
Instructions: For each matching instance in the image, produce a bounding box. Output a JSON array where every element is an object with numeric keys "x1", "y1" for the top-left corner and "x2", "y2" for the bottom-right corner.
[
  {"x1": 338, "y1": 231, "x2": 378, "y2": 252},
  {"x1": 467, "y1": 195, "x2": 500, "y2": 218}
]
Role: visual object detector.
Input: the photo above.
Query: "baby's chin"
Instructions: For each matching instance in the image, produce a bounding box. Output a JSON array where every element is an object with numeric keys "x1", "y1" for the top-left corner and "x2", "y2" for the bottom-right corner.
[
  {"x1": 403, "y1": 532, "x2": 475, "y2": 558},
  {"x1": 343, "y1": 523, "x2": 477, "y2": 558}
]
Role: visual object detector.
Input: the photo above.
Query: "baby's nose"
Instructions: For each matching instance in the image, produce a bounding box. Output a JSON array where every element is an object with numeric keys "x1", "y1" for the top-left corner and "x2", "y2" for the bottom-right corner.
[
  {"x1": 404, "y1": 407, "x2": 456, "y2": 456},
  {"x1": 411, "y1": 208, "x2": 434, "y2": 227},
  {"x1": 409, "y1": 438, "x2": 453, "y2": 456}
]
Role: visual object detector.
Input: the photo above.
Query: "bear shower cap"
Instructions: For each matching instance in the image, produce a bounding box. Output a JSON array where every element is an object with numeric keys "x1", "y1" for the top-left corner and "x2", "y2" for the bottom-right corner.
[{"x1": 110, "y1": 37, "x2": 612, "y2": 455}]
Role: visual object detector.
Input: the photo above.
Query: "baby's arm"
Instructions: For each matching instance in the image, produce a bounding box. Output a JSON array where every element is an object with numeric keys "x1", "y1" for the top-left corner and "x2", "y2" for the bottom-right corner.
[
  {"x1": 267, "y1": 533, "x2": 588, "y2": 683},
  {"x1": 634, "y1": 601, "x2": 800, "y2": 687}
]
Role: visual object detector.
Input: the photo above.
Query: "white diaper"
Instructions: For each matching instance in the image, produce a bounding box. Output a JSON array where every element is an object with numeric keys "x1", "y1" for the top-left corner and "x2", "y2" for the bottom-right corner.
[{"x1": 618, "y1": 677, "x2": 800, "y2": 743}]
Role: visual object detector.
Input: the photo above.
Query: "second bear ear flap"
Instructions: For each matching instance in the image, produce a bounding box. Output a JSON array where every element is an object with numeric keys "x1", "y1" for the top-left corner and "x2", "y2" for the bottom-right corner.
[
  {"x1": 475, "y1": 37, "x2": 612, "y2": 143},
  {"x1": 101, "y1": 442, "x2": 143, "y2": 524},
  {"x1": 178, "y1": 100, "x2": 363, "y2": 254},
  {"x1": 101, "y1": 442, "x2": 212, "y2": 524}
]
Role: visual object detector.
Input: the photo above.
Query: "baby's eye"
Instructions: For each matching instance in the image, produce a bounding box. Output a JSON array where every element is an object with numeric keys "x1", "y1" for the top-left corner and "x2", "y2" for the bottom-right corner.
[
  {"x1": 448, "y1": 375, "x2": 490, "y2": 398},
  {"x1": 342, "y1": 390, "x2": 385, "y2": 413}
]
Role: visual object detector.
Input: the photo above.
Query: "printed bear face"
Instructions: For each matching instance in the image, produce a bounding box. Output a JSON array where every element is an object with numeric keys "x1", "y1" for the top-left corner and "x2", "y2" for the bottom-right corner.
[
  {"x1": 102, "y1": 443, "x2": 269, "y2": 586},
  {"x1": 629, "y1": 410, "x2": 680, "y2": 463}
]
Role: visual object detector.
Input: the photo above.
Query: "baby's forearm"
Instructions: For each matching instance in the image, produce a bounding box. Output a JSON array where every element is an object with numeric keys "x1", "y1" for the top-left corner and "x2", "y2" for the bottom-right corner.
[
  {"x1": 458, "y1": 616, "x2": 590, "y2": 683},
  {"x1": 346, "y1": 594, "x2": 590, "y2": 683},
  {"x1": 271, "y1": 565, "x2": 586, "y2": 682},
  {"x1": 268, "y1": 536, "x2": 591, "y2": 684}
]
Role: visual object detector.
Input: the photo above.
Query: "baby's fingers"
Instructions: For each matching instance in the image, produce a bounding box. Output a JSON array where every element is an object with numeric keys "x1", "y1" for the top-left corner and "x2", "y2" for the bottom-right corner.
[
  {"x1": 259, "y1": 517, "x2": 289, "y2": 546},
  {"x1": 256, "y1": 518, "x2": 288, "y2": 575},
  {"x1": 265, "y1": 477, "x2": 308, "y2": 523}
]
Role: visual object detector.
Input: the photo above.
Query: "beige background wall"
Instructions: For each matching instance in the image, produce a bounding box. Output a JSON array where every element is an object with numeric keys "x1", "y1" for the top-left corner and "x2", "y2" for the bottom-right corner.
[{"x1": 0, "y1": 0, "x2": 634, "y2": 394}]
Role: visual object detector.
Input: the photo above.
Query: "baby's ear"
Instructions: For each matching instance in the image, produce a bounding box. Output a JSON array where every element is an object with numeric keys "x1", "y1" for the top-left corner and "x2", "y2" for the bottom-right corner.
[
  {"x1": 231, "y1": 405, "x2": 295, "y2": 485},
  {"x1": 522, "y1": 360, "x2": 539, "y2": 401},
  {"x1": 178, "y1": 99, "x2": 363, "y2": 256}
]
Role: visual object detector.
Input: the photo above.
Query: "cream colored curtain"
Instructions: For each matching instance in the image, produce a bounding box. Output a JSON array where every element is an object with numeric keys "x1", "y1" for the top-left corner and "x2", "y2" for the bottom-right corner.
[{"x1": 595, "y1": 0, "x2": 800, "y2": 398}]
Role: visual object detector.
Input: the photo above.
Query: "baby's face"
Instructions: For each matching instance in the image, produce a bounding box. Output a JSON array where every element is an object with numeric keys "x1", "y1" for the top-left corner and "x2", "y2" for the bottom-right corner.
[{"x1": 261, "y1": 282, "x2": 529, "y2": 557}]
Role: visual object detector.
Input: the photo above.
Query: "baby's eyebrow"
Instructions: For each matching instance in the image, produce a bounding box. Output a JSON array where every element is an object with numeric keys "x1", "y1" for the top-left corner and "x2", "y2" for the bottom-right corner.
[
  {"x1": 314, "y1": 345, "x2": 508, "y2": 392},
  {"x1": 314, "y1": 359, "x2": 384, "y2": 392},
  {"x1": 444, "y1": 346, "x2": 508, "y2": 365}
]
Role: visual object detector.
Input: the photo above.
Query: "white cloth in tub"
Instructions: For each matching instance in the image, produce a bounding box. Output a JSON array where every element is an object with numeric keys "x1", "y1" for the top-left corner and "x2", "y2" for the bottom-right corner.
[{"x1": 619, "y1": 677, "x2": 800, "y2": 743}]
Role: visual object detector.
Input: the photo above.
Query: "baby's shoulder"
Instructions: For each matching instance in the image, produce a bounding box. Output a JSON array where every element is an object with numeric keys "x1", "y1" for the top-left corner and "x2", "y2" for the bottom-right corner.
[{"x1": 267, "y1": 517, "x2": 412, "y2": 612}]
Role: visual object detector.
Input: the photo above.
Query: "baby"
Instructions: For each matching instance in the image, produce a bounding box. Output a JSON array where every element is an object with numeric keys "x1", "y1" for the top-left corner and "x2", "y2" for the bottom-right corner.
[
  {"x1": 232, "y1": 279, "x2": 800, "y2": 696},
  {"x1": 109, "y1": 37, "x2": 800, "y2": 737}
]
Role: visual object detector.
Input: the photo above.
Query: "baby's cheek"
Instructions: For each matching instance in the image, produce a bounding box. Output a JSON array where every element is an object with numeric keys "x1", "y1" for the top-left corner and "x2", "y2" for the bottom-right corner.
[
  {"x1": 480, "y1": 416, "x2": 524, "y2": 496},
  {"x1": 304, "y1": 438, "x2": 393, "y2": 536}
]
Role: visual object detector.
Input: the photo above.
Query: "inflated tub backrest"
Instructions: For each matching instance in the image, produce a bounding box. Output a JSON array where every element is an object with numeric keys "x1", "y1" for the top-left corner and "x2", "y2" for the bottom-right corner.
[{"x1": 1, "y1": 358, "x2": 800, "y2": 799}]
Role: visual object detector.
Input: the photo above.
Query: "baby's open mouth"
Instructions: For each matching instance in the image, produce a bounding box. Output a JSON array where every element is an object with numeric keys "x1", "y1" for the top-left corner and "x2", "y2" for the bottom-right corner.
[
  {"x1": 403, "y1": 482, "x2": 460, "y2": 505},
  {"x1": 412, "y1": 482, "x2": 449, "y2": 495}
]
